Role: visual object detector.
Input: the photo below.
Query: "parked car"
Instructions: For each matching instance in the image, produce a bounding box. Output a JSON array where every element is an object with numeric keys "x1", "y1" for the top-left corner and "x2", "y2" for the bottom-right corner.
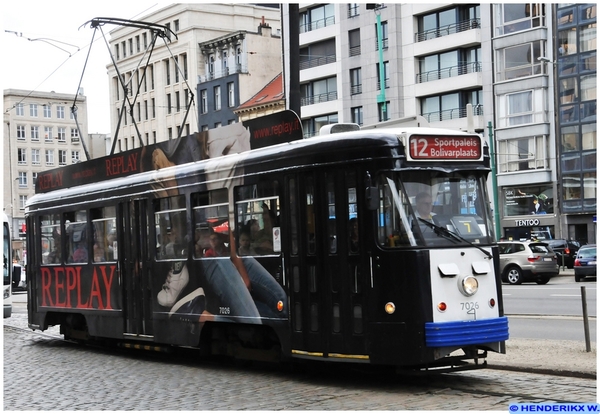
[
  {"x1": 574, "y1": 244, "x2": 596, "y2": 282},
  {"x1": 545, "y1": 239, "x2": 580, "y2": 269},
  {"x1": 498, "y1": 241, "x2": 559, "y2": 285}
]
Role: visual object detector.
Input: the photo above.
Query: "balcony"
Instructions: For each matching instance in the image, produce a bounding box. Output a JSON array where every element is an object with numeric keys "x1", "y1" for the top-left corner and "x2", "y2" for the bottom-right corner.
[
  {"x1": 299, "y1": 54, "x2": 336, "y2": 71},
  {"x1": 415, "y1": 18, "x2": 480, "y2": 42},
  {"x1": 422, "y1": 104, "x2": 483, "y2": 123},
  {"x1": 417, "y1": 62, "x2": 482, "y2": 83},
  {"x1": 301, "y1": 91, "x2": 338, "y2": 106},
  {"x1": 300, "y1": 16, "x2": 335, "y2": 34}
]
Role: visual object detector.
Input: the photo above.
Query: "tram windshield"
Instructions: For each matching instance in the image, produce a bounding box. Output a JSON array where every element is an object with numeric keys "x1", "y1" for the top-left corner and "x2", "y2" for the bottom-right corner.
[{"x1": 376, "y1": 171, "x2": 495, "y2": 248}]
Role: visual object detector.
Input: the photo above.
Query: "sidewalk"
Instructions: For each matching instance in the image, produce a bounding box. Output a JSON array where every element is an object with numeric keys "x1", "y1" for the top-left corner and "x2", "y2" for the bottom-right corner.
[{"x1": 489, "y1": 267, "x2": 597, "y2": 379}]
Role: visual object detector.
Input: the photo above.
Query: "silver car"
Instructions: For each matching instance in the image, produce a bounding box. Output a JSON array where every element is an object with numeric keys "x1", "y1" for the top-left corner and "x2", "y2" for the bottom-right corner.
[{"x1": 498, "y1": 241, "x2": 559, "y2": 285}]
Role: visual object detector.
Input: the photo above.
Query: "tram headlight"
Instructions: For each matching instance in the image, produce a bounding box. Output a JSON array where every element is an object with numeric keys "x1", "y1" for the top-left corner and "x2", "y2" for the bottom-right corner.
[
  {"x1": 458, "y1": 275, "x2": 479, "y2": 297},
  {"x1": 384, "y1": 302, "x2": 396, "y2": 314}
]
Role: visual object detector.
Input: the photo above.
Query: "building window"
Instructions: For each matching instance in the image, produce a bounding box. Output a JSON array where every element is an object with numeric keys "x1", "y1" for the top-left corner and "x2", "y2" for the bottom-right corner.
[
  {"x1": 201, "y1": 90, "x2": 207, "y2": 114},
  {"x1": 299, "y1": 39, "x2": 336, "y2": 70},
  {"x1": 417, "y1": 5, "x2": 480, "y2": 42},
  {"x1": 31, "y1": 149, "x2": 40, "y2": 165},
  {"x1": 497, "y1": 135, "x2": 548, "y2": 172},
  {"x1": 351, "y1": 106, "x2": 363, "y2": 125},
  {"x1": 507, "y1": 91, "x2": 533, "y2": 126},
  {"x1": 17, "y1": 125, "x2": 25, "y2": 139},
  {"x1": 209, "y1": 55, "x2": 215, "y2": 79},
  {"x1": 174, "y1": 56, "x2": 179, "y2": 83},
  {"x1": 497, "y1": 42, "x2": 544, "y2": 81},
  {"x1": 175, "y1": 91, "x2": 180, "y2": 112},
  {"x1": 349, "y1": 29, "x2": 361, "y2": 56},
  {"x1": 418, "y1": 47, "x2": 482, "y2": 83},
  {"x1": 165, "y1": 60, "x2": 170, "y2": 85},
  {"x1": 174, "y1": 19, "x2": 179, "y2": 32},
  {"x1": 43, "y1": 104, "x2": 51, "y2": 118},
  {"x1": 376, "y1": 61, "x2": 389, "y2": 90},
  {"x1": 46, "y1": 149, "x2": 54, "y2": 166},
  {"x1": 350, "y1": 68, "x2": 362, "y2": 95},
  {"x1": 227, "y1": 82, "x2": 235, "y2": 107},
  {"x1": 348, "y1": 3, "x2": 359, "y2": 18},
  {"x1": 429, "y1": 90, "x2": 483, "y2": 122},
  {"x1": 300, "y1": 4, "x2": 335, "y2": 33},
  {"x1": 19, "y1": 196, "x2": 27, "y2": 210},
  {"x1": 16, "y1": 103, "x2": 24, "y2": 116},
  {"x1": 30, "y1": 104, "x2": 38, "y2": 117},
  {"x1": 222, "y1": 50, "x2": 228, "y2": 75},
  {"x1": 214, "y1": 86, "x2": 221, "y2": 110},
  {"x1": 18, "y1": 172, "x2": 27, "y2": 188},
  {"x1": 71, "y1": 128, "x2": 80, "y2": 142},
  {"x1": 302, "y1": 113, "x2": 338, "y2": 138},
  {"x1": 375, "y1": 21, "x2": 388, "y2": 50},
  {"x1": 18, "y1": 148, "x2": 27, "y2": 165},
  {"x1": 30, "y1": 126, "x2": 39, "y2": 141},
  {"x1": 378, "y1": 101, "x2": 390, "y2": 122},
  {"x1": 43, "y1": 127, "x2": 52, "y2": 142},
  {"x1": 59, "y1": 150, "x2": 68, "y2": 166},
  {"x1": 57, "y1": 128, "x2": 66, "y2": 142},
  {"x1": 495, "y1": 3, "x2": 545, "y2": 36},
  {"x1": 57, "y1": 106, "x2": 65, "y2": 119},
  {"x1": 167, "y1": 93, "x2": 172, "y2": 114},
  {"x1": 301, "y1": 76, "x2": 337, "y2": 106}
]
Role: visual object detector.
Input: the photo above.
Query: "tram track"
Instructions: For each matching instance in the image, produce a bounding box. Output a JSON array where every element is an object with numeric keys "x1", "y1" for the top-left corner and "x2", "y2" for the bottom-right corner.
[{"x1": 5, "y1": 322, "x2": 596, "y2": 407}]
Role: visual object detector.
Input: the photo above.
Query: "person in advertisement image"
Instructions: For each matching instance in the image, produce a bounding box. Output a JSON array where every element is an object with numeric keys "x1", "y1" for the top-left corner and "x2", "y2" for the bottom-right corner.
[
  {"x1": 504, "y1": 187, "x2": 553, "y2": 216},
  {"x1": 141, "y1": 114, "x2": 298, "y2": 327}
]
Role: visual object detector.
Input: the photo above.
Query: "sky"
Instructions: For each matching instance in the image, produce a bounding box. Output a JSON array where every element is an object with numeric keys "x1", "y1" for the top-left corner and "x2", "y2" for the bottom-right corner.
[{"x1": 2, "y1": 1, "x2": 172, "y2": 133}]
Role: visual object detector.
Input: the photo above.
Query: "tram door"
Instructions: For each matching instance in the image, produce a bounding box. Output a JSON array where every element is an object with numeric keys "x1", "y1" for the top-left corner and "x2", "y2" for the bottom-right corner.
[
  {"x1": 119, "y1": 199, "x2": 153, "y2": 338},
  {"x1": 287, "y1": 171, "x2": 367, "y2": 359}
]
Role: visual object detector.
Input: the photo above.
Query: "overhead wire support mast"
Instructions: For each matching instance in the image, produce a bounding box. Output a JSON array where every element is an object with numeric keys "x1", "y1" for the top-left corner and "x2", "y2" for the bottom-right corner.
[{"x1": 80, "y1": 18, "x2": 195, "y2": 155}]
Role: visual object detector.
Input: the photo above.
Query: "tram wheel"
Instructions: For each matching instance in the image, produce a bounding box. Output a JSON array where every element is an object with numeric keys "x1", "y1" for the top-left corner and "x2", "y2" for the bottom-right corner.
[{"x1": 505, "y1": 267, "x2": 523, "y2": 285}]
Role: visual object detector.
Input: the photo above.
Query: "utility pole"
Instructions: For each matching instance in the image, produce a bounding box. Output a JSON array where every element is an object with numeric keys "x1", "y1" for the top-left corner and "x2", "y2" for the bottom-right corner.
[{"x1": 488, "y1": 121, "x2": 501, "y2": 240}]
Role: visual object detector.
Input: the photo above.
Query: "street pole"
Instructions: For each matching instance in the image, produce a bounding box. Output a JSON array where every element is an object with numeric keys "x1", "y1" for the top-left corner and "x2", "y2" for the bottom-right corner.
[{"x1": 488, "y1": 121, "x2": 501, "y2": 240}]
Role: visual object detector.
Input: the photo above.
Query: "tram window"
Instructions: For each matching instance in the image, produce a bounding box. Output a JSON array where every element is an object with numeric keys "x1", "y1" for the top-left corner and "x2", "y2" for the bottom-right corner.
[
  {"x1": 288, "y1": 177, "x2": 298, "y2": 255},
  {"x1": 353, "y1": 305, "x2": 363, "y2": 334},
  {"x1": 91, "y1": 207, "x2": 117, "y2": 262},
  {"x1": 192, "y1": 190, "x2": 228, "y2": 258},
  {"x1": 305, "y1": 177, "x2": 316, "y2": 255},
  {"x1": 235, "y1": 182, "x2": 280, "y2": 256},
  {"x1": 347, "y1": 173, "x2": 359, "y2": 254},
  {"x1": 154, "y1": 195, "x2": 187, "y2": 260},
  {"x1": 376, "y1": 177, "x2": 413, "y2": 248},
  {"x1": 66, "y1": 210, "x2": 88, "y2": 264},
  {"x1": 41, "y1": 214, "x2": 62, "y2": 264},
  {"x1": 327, "y1": 174, "x2": 337, "y2": 254}
]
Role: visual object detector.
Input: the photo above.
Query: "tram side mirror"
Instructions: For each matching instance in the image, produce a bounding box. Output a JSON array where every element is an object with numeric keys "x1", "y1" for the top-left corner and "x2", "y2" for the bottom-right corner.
[{"x1": 366, "y1": 186, "x2": 379, "y2": 210}]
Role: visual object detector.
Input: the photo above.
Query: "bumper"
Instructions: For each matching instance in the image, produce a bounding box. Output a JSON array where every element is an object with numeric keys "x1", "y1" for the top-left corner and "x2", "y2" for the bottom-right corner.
[{"x1": 425, "y1": 316, "x2": 509, "y2": 347}]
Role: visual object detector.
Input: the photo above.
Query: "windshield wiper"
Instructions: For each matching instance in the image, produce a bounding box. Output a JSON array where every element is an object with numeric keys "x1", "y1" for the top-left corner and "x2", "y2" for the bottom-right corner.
[{"x1": 418, "y1": 218, "x2": 493, "y2": 259}]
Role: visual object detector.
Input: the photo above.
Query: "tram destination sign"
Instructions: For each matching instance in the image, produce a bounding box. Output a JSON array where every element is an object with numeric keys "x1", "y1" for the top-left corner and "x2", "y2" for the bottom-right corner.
[{"x1": 408, "y1": 134, "x2": 482, "y2": 161}]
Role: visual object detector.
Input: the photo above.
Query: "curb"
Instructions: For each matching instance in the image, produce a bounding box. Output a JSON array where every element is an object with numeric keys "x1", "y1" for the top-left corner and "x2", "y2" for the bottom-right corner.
[{"x1": 488, "y1": 363, "x2": 596, "y2": 380}]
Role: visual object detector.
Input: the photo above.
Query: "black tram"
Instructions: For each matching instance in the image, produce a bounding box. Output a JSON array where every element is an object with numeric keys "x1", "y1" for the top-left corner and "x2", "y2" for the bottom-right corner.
[{"x1": 26, "y1": 116, "x2": 508, "y2": 371}]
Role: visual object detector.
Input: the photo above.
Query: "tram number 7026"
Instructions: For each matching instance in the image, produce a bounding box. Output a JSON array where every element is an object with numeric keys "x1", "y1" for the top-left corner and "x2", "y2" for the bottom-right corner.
[{"x1": 460, "y1": 302, "x2": 479, "y2": 311}]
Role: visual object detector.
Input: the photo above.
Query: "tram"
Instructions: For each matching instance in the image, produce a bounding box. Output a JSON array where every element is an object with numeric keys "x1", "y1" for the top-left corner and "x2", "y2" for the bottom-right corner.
[
  {"x1": 26, "y1": 113, "x2": 508, "y2": 371},
  {"x1": 4, "y1": 213, "x2": 12, "y2": 318}
]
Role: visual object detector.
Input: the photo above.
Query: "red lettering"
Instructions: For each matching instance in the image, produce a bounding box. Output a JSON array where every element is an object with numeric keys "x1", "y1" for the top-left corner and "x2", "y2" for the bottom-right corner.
[
  {"x1": 127, "y1": 153, "x2": 138, "y2": 172},
  {"x1": 54, "y1": 267, "x2": 66, "y2": 307},
  {"x1": 41, "y1": 268, "x2": 53, "y2": 306},
  {"x1": 99, "y1": 265, "x2": 117, "y2": 310},
  {"x1": 89, "y1": 270, "x2": 104, "y2": 310},
  {"x1": 65, "y1": 267, "x2": 78, "y2": 308},
  {"x1": 76, "y1": 268, "x2": 90, "y2": 308}
]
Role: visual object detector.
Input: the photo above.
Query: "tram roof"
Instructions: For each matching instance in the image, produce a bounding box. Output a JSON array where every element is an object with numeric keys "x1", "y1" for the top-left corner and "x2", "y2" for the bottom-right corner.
[{"x1": 28, "y1": 120, "x2": 485, "y2": 211}]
